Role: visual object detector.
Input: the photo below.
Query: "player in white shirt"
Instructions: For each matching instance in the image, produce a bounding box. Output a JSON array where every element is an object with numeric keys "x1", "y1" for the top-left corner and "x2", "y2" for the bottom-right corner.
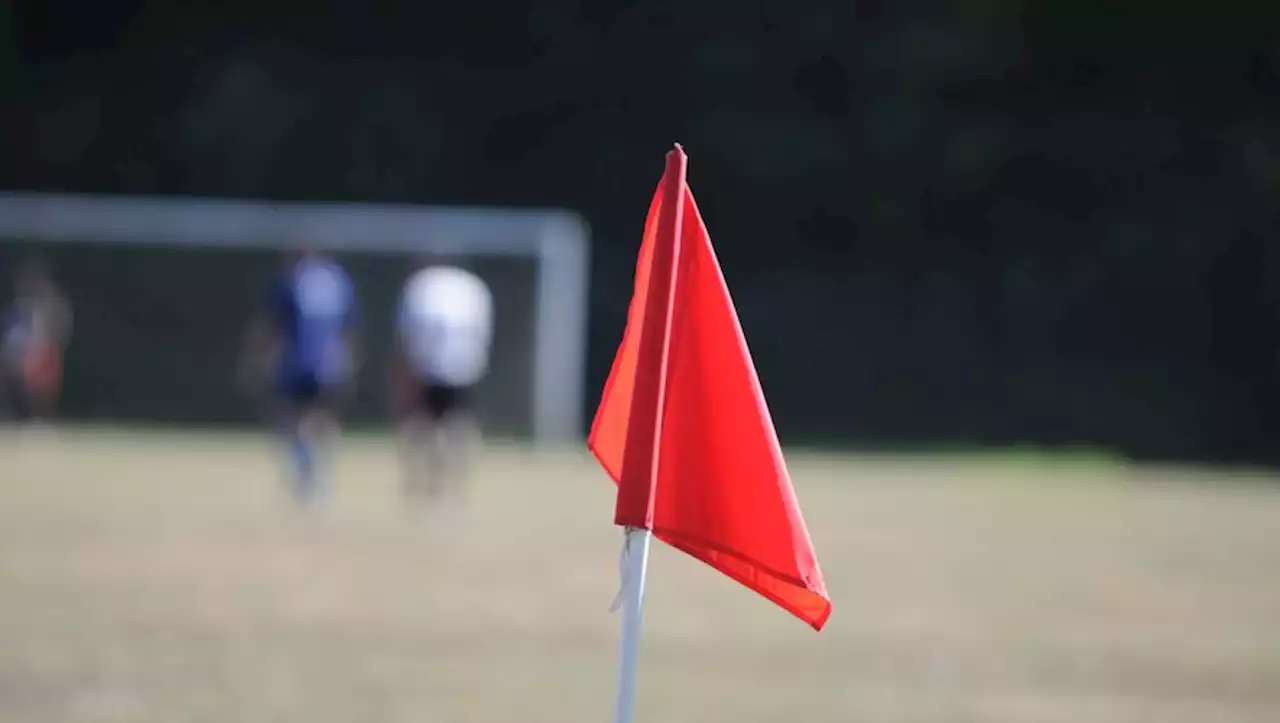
[{"x1": 392, "y1": 256, "x2": 494, "y2": 502}]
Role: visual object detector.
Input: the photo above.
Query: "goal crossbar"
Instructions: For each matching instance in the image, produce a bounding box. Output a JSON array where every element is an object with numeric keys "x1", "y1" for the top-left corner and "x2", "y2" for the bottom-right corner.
[{"x1": 0, "y1": 191, "x2": 591, "y2": 444}]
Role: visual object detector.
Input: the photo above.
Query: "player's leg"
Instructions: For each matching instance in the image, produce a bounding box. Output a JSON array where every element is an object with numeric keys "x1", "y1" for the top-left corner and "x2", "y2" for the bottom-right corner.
[
  {"x1": 412, "y1": 382, "x2": 450, "y2": 500},
  {"x1": 398, "y1": 403, "x2": 434, "y2": 503},
  {"x1": 296, "y1": 398, "x2": 339, "y2": 503},
  {"x1": 422, "y1": 386, "x2": 478, "y2": 499},
  {"x1": 433, "y1": 385, "x2": 478, "y2": 499},
  {"x1": 401, "y1": 381, "x2": 455, "y2": 504},
  {"x1": 277, "y1": 373, "x2": 324, "y2": 505},
  {"x1": 393, "y1": 369, "x2": 419, "y2": 499}
]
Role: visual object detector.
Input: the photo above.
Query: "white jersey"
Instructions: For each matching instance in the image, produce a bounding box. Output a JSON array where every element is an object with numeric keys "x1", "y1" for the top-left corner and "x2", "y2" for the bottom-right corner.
[{"x1": 396, "y1": 266, "x2": 494, "y2": 387}]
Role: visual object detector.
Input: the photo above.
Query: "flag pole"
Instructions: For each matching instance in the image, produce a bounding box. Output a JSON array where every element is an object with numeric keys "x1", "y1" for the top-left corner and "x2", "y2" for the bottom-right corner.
[
  {"x1": 609, "y1": 145, "x2": 687, "y2": 723},
  {"x1": 612, "y1": 526, "x2": 653, "y2": 723}
]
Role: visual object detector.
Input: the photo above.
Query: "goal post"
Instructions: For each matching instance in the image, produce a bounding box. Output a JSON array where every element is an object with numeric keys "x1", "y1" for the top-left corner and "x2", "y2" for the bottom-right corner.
[{"x1": 0, "y1": 192, "x2": 591, "y2": 444}]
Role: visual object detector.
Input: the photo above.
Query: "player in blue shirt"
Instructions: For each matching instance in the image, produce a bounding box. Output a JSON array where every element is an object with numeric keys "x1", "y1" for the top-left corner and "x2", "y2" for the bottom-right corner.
[{"x1": 239, "y1": 247, "x2": 360, "y2": 505}]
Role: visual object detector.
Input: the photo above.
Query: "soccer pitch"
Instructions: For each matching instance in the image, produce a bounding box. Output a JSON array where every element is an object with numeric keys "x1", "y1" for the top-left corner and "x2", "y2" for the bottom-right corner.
[{"x1": 1, "y1": 429, "x2": 1278, "y2": 723}]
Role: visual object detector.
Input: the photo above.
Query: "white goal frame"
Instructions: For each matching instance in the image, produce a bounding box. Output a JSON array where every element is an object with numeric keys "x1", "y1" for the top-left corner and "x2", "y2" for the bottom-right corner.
[{"x1": 0, "y1": 191, "x2": 591, "y2": 444}]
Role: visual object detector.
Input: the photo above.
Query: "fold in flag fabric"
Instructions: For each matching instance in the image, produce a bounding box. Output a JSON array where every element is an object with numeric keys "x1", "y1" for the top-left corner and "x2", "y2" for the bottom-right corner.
[{"x1": 589, "y1": 145, "x2": 831, "y2": 631}]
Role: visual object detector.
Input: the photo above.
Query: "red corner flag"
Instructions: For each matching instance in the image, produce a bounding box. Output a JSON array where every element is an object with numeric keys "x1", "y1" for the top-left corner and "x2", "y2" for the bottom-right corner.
[{"x1": 589, "y1": 145, "x2": 831, "y2": 631}]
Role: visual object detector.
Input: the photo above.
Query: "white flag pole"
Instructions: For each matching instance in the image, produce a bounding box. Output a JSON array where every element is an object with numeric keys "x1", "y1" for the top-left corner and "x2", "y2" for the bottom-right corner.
[
  {"x1": 611, "y1": 526, "x2": 654, "y2": 723},
  {"x1": 610, "y1": 144, "x2": 685, "y2": 723}
]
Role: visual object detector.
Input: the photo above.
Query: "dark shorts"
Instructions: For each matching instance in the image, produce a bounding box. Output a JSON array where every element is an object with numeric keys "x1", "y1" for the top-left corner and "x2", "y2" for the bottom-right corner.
[
  {"x1": 278, "y1": 371, "x2": 348, "y2": 410},
  {"x1": 416, "y1": 380, "x2": 472, "y2": 421}
]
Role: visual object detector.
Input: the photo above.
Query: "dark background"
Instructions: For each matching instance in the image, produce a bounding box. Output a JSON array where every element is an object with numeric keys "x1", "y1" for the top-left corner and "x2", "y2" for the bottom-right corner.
[{"x1": 2, "y1": 0, "x2": 1280, "y2": 464}]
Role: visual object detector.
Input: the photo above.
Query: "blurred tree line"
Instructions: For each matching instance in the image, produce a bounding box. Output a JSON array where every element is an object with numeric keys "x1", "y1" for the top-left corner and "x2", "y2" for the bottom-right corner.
[{"x1": 2, "y1": 0, "x2": 1280, "y2": 464}]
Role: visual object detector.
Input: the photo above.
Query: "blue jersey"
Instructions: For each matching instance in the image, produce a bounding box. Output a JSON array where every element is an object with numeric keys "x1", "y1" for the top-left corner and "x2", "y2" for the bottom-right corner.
[{"x1": 267, "y1": 258, "x2": 357, "y2": 386}]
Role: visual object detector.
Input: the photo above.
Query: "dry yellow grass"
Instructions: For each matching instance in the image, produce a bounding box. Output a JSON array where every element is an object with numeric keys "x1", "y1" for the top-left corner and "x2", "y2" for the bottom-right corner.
[{"x1": 1, "y1": 428, "x2": 1279, "y2": 723}]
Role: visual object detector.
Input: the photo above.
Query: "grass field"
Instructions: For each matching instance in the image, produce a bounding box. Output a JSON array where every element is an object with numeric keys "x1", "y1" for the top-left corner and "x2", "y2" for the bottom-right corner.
[{"x1": 1, "y1": 428, "x2": 1278, "y2": 723}]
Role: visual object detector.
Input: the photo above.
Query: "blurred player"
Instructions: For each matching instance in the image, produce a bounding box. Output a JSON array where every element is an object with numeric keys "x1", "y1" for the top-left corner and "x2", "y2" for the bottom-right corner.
[
  {"x1": 392, "y1": 255, "x2": 493, "y2": 503},
  {"x1": 239, "y1": 247, "x2": 359, "y2": 506},
  {"x1": 1, "y1": 260, "x2": 72, "y2": 425}
]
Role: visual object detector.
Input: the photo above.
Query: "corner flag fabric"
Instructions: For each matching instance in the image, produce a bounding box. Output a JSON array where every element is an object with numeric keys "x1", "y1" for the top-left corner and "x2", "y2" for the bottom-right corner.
[{"x1": 589, "y1": 146, "x2": 831, "y2": 631}]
